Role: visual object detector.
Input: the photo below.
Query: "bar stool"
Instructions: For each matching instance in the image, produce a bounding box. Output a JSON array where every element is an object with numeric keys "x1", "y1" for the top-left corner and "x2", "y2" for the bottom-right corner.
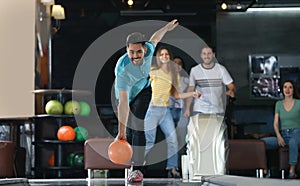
[
  {"x1": 84, "y1": 138, "x2": 131, "y2": 180},
  {"x1": 226, "y1": 139, "x2": 267, "y2": 178},
  {"x1": 0, "y1": 141, "x2": 15, "y2": 178}
]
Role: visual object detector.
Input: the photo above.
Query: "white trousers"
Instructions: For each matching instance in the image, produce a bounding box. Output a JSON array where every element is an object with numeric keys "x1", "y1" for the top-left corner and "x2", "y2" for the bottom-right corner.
[{"x1": 186, "y1": 114, "x2": 226, "y2": 179}]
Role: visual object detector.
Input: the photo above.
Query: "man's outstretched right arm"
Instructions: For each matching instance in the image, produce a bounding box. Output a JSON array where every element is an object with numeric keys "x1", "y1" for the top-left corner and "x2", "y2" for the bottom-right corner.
[{"x1": 149, "y1": 19, "x2": 179, "y2": 46}]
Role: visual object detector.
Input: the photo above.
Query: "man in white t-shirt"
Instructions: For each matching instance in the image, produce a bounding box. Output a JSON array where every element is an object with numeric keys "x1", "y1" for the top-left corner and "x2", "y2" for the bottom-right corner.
[{"x1": 184, "y1": 46, "x2": 236, "y2": 179}]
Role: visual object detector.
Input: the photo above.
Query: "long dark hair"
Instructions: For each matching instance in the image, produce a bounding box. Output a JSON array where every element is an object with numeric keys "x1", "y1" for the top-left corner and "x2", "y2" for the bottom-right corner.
[
  {"x1": 282, "y1": 80, "x2": 300, "y2": 99},
  {"x1": 153, "y1": 46, "x2": 179, "y2": 95},
  {"x1": 173, "y1": 56, "x2": 189, "y2": 77}
]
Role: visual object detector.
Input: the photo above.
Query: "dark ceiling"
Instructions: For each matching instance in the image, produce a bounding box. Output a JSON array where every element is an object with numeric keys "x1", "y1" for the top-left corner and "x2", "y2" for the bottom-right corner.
[
  {"x1": 54, "y1": 0, "x2": 300, "y2": 21},
  {"x1": 56, "y1": 0, "x2": 217, "y2": 19},
  {"x1": 53, "y1": 0, "x2": 219, "y2": 42}
]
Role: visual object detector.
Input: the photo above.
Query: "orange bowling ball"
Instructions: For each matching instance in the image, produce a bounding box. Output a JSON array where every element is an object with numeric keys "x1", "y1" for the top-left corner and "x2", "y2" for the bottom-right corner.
[
  {"x1": 57, "y1": 126, "x2": 76, "y2": 141},
  {"x1": 48, "y1": 154, "x2": 54, "y2": 167},
  {"x1": 108, "y1": 140, "x2": 133, "y2": 165}
]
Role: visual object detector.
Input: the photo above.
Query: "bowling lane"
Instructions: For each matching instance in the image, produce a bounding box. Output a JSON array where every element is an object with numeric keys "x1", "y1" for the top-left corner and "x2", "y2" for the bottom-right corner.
[
  {"x1": 1, "y1": 176, "x2": 299, "y2": 186},
  {"x1": 28, "y1": 178, "x2": 199, "y2": 186}
]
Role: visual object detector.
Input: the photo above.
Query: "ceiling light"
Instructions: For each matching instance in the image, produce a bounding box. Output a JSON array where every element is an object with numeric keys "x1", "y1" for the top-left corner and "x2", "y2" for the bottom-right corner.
[
  {"x1": 221, "y1": 2, "x2": 228, "y2": 10},
  {"x1": 52, "y1": 5, "x2": 65, "y2": 20},
  {"x1": 41, "y1": 0, "x2": 54, "y2": 6},
  {"x1": 127, "y1": 0, "x2": 134, "y2": 6},
  {"x1": 218, "y1": 0, "x2": 257, "y2": 12},
  {"x1": 165, "y1": 4, "x2": 171, "y2": 10}
]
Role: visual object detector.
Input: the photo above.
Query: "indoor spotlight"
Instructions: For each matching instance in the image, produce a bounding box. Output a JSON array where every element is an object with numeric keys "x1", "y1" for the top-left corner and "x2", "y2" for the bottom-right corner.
[
  {"x1": 127, "y1": 0, "x2": 134, "y2": 6},
  {"x1": 51, "y1": 5, "x2": 65, "y2": 20},
  {"x1": 51, "y1": 5, "x2": 65, "y2": 31},
  {"x1": 221, "y1": 2, "x2": 228, "y2": 10},
  {"x1": 41, "y1": 0, "x2": 54, "y2": 6},
  {"x1": 236, "y1": 2, "x2": 242, "y2": 10}
]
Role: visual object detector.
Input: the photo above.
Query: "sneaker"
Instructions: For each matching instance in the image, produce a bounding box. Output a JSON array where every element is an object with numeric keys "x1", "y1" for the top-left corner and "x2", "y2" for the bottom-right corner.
[
  {"x1": 127, "y1": 170, "x2": 143, "y2": 183},
  {"x1": 264, "y1": 169, "x2": 271, "y2": 178},
  {"x1": 288, "y1": 172, "x2": 298, "y2": 179},
  {"x1": 167, "y1": 169, "x2": 181, "y2": 178}
]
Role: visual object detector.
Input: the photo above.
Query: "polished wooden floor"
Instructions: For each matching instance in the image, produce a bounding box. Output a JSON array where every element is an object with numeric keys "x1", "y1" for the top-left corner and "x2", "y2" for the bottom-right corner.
[{"x1": 1, "y1": 176, "x2": 300, "y2": 186}]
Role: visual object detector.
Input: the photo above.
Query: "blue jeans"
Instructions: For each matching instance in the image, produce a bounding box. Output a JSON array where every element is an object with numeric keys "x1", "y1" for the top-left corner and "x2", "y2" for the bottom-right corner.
[
  {"x1": 144, "y1": 104, "x2": 178, "y2": 169},
  {"x1": 169, "y1": 107, "x2": 189, "y2": 149},
  {"x1": 261, "y1": 128, "x2": 300, "y2": 165},
  {"x1": 170, "y1": 108, "x2": 181, "y2": 125}
]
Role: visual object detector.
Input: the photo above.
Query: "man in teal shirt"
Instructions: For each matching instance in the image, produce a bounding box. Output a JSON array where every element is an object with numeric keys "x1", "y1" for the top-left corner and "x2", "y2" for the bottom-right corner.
[
  {"x1": 114, "y1": 19, "x2": 178, "y2": 183},
  {"x1": 115, "y1": 40, "x2": 155, "y2": 104}
]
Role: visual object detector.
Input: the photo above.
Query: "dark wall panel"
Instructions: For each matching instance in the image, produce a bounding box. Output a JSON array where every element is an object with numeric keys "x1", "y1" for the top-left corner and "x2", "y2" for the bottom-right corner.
[{"x1": 216, "y1": 11, "x2": 300, "y2": 105}]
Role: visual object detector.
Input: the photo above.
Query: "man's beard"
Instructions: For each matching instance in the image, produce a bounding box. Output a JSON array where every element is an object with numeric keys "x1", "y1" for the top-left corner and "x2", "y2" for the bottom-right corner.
[{"x1": 131, "y1": 58, "x2": 142, "y2": 66}]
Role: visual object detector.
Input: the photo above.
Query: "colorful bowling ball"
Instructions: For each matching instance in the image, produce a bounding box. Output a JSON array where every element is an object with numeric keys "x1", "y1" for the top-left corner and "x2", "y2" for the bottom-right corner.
[
  {"x1": 57, "y1": 126, "x2": 76, "y2": 141},
  {"x1": 48, "y1": 154, "x2": 54, "y2": 167},
  {"x1": 108, "y1": 140, "x2": 133, "y2": 165},
  {"x1": 79, "y1": 101, "x2": 91, "y2": 116},
  {"x1": 64, "y1": 100, "x2": 81, "y2": 115},
  {"x1": 45, "y1": 100, "x2": 63, "y2": 114},
  {"x1": 67, "y1": 152, "x2": 76, "y2": 166},
  {"x1": 73, "y1": 152, "x2": 84, "y2": 167},
  {"x1": 74, "y1": 126, "x2": 88, "y2": 141}
]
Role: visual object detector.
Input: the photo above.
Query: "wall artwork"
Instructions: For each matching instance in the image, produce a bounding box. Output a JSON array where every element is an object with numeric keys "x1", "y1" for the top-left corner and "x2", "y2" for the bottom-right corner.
[
  {"x1": 249, "y1": 55, "x2": 281, "y2": 99},
  {"x1": 249, "y1": 54, "x2": 300, "y2": 100}
]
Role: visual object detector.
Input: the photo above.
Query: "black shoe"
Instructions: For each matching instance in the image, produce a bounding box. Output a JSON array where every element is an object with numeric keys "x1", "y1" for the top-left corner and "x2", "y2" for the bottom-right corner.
[{"x1": 167, "y1": 169, "x2": 181, "y2": 178}]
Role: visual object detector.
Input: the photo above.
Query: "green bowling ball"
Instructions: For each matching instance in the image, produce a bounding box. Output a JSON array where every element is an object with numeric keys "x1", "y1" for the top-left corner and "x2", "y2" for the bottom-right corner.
[
  {"x1": 45, "y1": 100, "x2": 63, "y2": 115},
  {"x1": 79, "y1": 101, "x2": 91, "y2": 116},
  {"x1": 73, "y1": 152, "x2": 84, "y2": 167},
  {"x1": 64, "y1": 100, "x2": 81, "y2": 115},
  {"x1": 67, "y1": 152, "x2": 76, "y2": 166},
  {"x1": 74, "y1": 126, "x2": 88, "y2": 141}
]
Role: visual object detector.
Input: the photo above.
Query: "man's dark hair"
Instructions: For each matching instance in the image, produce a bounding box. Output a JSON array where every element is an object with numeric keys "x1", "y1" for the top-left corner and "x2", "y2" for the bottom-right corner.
[
  {"x1": 126, "y1": 32, "x2": 146, "y2": 47},
  {"x1": 202, "y1": 45, "x2": 216, "y2": 53}
]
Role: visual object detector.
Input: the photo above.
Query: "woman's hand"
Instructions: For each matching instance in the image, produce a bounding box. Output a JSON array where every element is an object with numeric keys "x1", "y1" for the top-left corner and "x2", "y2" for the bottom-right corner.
[
  {"x1": 277, "y1": 135, "x2": 285, "y2": 147},
  {"x1": 193, "y1": 91, "x2": 201, "y2": 98}
]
